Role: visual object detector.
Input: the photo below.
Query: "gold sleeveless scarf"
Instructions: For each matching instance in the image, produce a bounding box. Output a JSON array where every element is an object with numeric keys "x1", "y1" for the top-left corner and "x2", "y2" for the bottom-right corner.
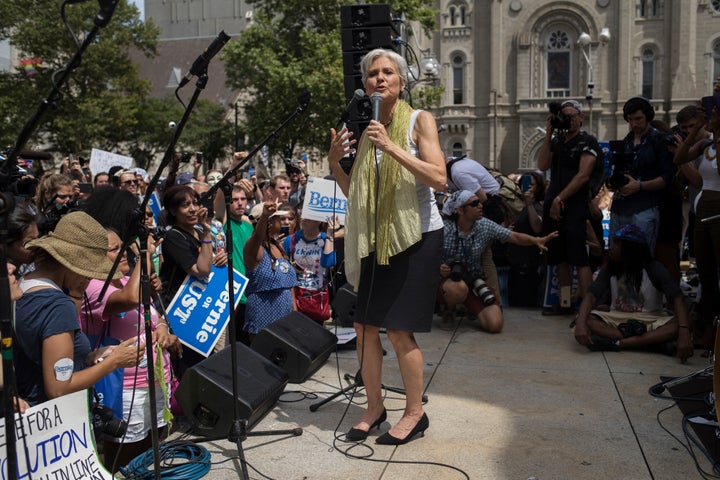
[{"x1": 344, "y1": 100, "x2": 422, "y2": 289}]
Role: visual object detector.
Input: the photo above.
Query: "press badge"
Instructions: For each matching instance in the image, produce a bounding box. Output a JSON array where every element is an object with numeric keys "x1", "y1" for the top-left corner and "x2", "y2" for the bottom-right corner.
[{"x1": 54, "y1": 358, "x2": 74, "y2": 381}]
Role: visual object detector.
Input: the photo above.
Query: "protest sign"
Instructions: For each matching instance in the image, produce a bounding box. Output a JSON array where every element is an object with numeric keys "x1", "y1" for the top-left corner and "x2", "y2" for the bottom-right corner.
[
  {"x1": 301, "y1": 177, "x2": 347, "y2": 224},
  {"x1": 0, "y1": 390, "x2": 112, "y2": 480},
  {"x1": 165, "y1": 265, "x2": 247, "y2": 356},
  {"x1": 89, "y1": 149, "x2": 133, "y2": 178}
]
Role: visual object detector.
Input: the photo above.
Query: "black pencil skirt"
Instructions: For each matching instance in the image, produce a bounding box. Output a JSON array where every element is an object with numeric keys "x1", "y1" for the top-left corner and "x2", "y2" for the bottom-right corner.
[{"x1": 355, "y1": 228, "x2": 443, "y2": 332}]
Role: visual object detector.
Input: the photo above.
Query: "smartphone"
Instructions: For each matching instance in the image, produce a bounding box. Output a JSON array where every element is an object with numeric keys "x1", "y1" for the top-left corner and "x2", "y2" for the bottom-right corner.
[
  {"x1": 78, "y1": 182, "x2": 92, "y2": 194},
  {"x1": 701, "y1": 96, "x2": 720, "y2": 119},
  {"x1": 242, "y1": 171, "x2": 252, "y2": 180},
  {"x1": 280, "y1": 225, "x2": 290, "y2": 236},
  {"x1": 521, "y1": 174, "x2": 532, "y2": 193}
]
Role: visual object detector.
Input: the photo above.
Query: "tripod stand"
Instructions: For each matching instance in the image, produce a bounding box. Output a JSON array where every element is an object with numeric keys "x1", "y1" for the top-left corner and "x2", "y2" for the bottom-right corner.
[
  {"x1": 310, "y1": 368, "x2": 426, "y2": 412},
  {"x1": 180, "y1": 92, "x2": 312, "y2": 480}
]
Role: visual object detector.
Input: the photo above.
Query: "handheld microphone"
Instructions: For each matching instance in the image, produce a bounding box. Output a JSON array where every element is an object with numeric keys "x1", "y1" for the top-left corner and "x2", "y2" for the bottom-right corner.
[
  {"x1": 179, "y1": 31, "x2": 231, "y2": 88},
  {"x1": 338, "y1": 89, "x2": 366, "y2": 125},
  {"x1": 370, "y1": 92, "x2": 383, "y2": 122}
]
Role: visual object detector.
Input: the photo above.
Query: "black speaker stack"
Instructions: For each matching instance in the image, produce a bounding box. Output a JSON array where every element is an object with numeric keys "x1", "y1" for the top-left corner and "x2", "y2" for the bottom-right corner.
[
  {"x1": 175, "y1": 312, "x2": 338, "y2": 437},
  {"x1": 340, "y1": 3, "x2": 397, "y2": 171}
]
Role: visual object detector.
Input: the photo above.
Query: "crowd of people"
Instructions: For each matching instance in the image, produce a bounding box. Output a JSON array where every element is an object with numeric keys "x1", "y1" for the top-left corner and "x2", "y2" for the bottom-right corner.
[{"x1": 1, "y1": 47, "x2": 717, "y2": 467}]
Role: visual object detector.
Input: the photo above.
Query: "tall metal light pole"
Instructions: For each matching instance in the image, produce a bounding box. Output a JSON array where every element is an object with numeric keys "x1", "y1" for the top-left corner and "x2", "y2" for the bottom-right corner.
[{"x1": 577, "y1": 29, "x2": 610, "y2": 136}]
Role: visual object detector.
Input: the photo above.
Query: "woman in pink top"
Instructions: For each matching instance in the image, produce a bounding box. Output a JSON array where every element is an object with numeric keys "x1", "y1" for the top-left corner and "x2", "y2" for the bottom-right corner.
[{"x1": 81, "y1": 229, "x2": 180, "y2": 472}]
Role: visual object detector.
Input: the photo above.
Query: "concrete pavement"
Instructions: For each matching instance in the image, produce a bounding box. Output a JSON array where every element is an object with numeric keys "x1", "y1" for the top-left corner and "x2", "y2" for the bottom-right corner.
[{"x1": 162, "y1": 307, "x2": 713, "y2": 480}]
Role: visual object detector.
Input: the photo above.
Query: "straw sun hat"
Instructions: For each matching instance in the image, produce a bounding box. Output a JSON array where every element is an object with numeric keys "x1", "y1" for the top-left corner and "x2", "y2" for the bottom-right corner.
[{"x1": 26, "y1": 211, "x2": 122, "y2": 280}]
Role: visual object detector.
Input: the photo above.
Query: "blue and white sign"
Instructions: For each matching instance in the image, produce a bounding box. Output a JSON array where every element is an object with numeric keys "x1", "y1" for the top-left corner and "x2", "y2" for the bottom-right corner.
[
  {"x1": 165, "y1": 265, "x2": 247, "y2": 356},
  {"x1": 147, "y1": 191, "x2": 161, "y2": 220},
  {"x1": 302, "y1": 176, "x2": 347, "y2": 224}
]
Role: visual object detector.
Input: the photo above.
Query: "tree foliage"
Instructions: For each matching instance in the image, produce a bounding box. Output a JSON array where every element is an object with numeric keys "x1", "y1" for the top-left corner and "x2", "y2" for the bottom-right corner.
[
  {"x1": 0, "y1": 0, "x2": 159, "y2": 165},
  {"x1": 223, "y1": 0, "x2": 438, "y2": 161}
]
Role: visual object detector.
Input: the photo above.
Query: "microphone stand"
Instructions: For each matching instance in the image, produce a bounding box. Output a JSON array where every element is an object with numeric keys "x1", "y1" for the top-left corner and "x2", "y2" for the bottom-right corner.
[
  {"x1": 0, "y1": 192, "x2": 21, "y2": 480},
  {"x1": 2, "y1": 3, "x2": 117, "y2": 174},
  {"x1": 97, "y1": 72, "x2": 210, "y2": 480},
  {"x1": 0, "y1": 4, "x2": 118, "y2": 480},
  {"x1": 191, "y1": 92, "x2": 311, "y2": 480}
]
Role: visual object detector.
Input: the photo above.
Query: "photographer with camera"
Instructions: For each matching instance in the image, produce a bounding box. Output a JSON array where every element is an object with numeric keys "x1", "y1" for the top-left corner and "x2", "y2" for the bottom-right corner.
[
  {"x1": 34, "y1": 173, "x2": 77, "y2": 235},
  {"x1": 608, "y1": 97, "x2": 675, "y2": 254},
  {"x1": 538, "y1": 100, "x2": 600, "y2": 314},
  {"x1": 438, "y1": 190, "x2": 558, "y2": 332}
]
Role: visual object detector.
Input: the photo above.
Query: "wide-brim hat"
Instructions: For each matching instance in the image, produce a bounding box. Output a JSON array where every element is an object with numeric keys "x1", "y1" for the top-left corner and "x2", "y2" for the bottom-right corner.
[{"x1": 26, "y1": 211, "x2": 122, "y2": 280}]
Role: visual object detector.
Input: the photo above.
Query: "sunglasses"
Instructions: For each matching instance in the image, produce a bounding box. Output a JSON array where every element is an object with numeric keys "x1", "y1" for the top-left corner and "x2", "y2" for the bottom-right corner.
[
  {"x1": 463, "y1": 199, "x2": 482, "y2": 207},
  {"x1": 145, "y1": 211, "x2": 154, "y2": 218},
  {"x1": 122, "y1": 180, "x2": 139, "y2": 186}
]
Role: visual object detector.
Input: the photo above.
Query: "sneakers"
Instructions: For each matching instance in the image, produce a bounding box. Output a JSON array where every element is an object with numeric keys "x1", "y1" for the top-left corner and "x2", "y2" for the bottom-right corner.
[{"x1": 587, "y1": 335, "x2": 621, "y2": 352}]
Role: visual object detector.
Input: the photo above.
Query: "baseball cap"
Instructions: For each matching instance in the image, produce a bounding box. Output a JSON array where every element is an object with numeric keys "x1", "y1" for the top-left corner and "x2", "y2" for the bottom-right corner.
[{"x1": 561, "y1": 100, "x2": 583, "y2": 113}]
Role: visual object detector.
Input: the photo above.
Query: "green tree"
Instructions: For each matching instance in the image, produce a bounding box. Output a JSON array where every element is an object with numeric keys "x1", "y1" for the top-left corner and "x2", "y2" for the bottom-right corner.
[
  {"x1": 0, "y1": 0, "x2": 159, "y2": 161},
  {"x1": 223, "y1": 0, "x2": 437, "y2": 161}
]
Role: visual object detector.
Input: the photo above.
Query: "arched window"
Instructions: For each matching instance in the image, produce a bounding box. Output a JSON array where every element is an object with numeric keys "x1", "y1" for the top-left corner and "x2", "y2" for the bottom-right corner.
[
  {"x1": 459, "y1": 6, "x2": 467, "y2": 25},
  {"x1": 449, "y1": 6, "x2": 457, "y2": 26},
  {"x1": 452, "y1": 142, "x2": 464, "y2": 158},
  {"x1": 713, "y1": 40, "x2": 720, "y2": 82},
  {"x1": 545, "y1": 29, "x2": 571, "y2": 97},
  {"x1": 452, "y1": 54, "x2": 465, "y2": 104},
  {"x1": 641, "y1": 48, "x2": 655, "y2": 99}
]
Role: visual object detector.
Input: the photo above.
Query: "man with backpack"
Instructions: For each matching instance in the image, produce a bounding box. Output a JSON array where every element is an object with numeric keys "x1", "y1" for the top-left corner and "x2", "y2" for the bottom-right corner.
[{"x1": 538, "y1": 100, "x2": 600, "y2": 314}]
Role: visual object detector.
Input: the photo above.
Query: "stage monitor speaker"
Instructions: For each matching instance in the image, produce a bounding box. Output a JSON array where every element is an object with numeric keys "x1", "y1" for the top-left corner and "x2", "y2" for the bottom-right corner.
[
  {"x1": 333, "y1": 283, "x2": 357, "y2": 328},
  {"x1": 174, "y1": 343, "x2": 289, "y2": 438},
  {"x1": 340, "y1": 4, "x2": 392, "y2": 28},
  {"x1": 251, "y1": 312, "x2": 337, "y2": 383}
]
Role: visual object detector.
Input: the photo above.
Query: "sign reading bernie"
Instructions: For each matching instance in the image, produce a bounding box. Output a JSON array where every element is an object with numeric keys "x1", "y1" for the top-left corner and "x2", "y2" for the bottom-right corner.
[{"x1": 165, "y1": 264, "x2": 247, "y2": 356}]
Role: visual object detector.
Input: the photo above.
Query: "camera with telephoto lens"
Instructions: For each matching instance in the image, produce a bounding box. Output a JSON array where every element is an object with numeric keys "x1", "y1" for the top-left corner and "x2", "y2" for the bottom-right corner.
[
  {"x1": 606, "y1": 140, "x2": 636, "y2": 192},
  {"x1": 91, "y1": 402, "x2": 127, "y2": 438},
  {"x1": 548, "y1": 102, "x2": 571, "y2": 130},
  {"x1": 449, "y1": 260, "x2": 465, "y2": 282},
  {"x1": 472, "y1": 277, "x2": 496, "y2": 306}
]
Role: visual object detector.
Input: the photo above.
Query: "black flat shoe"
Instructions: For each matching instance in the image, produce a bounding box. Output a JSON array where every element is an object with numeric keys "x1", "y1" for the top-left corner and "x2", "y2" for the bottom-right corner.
[
  {"x1": 345, "y1": 408, "x2": 387, "y2": 441},
  {"x1": 375, "y1": 412, "x2": 429, "y2": 445}
]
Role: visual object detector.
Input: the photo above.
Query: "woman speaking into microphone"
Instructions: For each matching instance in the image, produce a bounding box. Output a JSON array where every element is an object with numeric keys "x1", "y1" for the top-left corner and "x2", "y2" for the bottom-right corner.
[{"x1": 328, "y1": 48, "x2": 446, "y2": 445}]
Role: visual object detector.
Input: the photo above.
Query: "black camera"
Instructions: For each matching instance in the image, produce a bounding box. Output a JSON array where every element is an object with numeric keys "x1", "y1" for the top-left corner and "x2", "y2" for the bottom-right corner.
[
  {"x1": 606, "y1": 140, "x2": 635, "y2": 192},
  {"x1": 548, "y1": 102, "x2": 571, "y2": 130},
  {"x1": 661, "y1": 133, "x2": 677, "y2": 146},
  {"x1": 40, "y1": 199, "x2": 78, "y2": 235},
  {"x1": 181, "y1": 152, "x2": 192, "y2": 163},
  {"x1": 472, "y1": 278, "x2": 496, "y2": 306},
  {"x1": 149, "y1": 225, "x2": 170, "y2": 240},
  {"x1": 92, "y1": 402, "x2": 127, "y2": 438},
  {"x1": 449, "y1": 261, "x2": 464, "y2": 282}
]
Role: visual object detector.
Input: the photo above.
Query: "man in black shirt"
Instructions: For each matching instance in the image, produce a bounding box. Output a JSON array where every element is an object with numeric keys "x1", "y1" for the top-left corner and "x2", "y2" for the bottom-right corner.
[{"x1": 538, "y1": 100, "x2": 599, "y2": 313}]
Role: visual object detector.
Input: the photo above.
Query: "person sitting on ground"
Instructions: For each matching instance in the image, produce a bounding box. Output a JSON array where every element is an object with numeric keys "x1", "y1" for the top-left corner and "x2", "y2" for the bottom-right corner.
[
  {"x1": 572, "y1": 224, "x2": 694, "y2": 363},
  {"x1": 438, "y1": 190, "x2": 558, "y2": 333}
]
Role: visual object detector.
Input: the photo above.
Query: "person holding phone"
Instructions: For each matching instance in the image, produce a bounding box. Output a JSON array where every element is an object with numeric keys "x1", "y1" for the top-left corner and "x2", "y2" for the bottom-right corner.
[{"x1": 242, "y1": 201, "x2": 297, "y2": 342}]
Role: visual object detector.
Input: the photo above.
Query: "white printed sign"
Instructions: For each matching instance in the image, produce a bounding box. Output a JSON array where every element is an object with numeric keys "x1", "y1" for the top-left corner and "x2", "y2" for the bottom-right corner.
[
  {"x1": 0, "y1": 390, "x2": 112, "y2": 480},
  {"x1": 89, "y1": 148, "x2": 133, "y2": 176},
  {"x1": 301, "y1": 176, "x2": 347, "y2": 224}
]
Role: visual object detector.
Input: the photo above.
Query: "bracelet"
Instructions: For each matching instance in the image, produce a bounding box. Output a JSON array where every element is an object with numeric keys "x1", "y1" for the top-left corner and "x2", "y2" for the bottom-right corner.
[
  {"x1": 156, "y1": 323, "x2": 169, "y2": 329},
  {"x1": 201, "y1": 239, "x2": 213, "y2": 244}
]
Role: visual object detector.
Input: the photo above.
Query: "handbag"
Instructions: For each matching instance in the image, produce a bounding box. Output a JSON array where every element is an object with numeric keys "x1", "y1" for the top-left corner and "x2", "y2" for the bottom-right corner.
[
  {"x1": 295, "y1": 286, "x2": 331, "y2": 323},
  {"x1": 86, "y1": 315, "x2": 125, "y2": 420}
]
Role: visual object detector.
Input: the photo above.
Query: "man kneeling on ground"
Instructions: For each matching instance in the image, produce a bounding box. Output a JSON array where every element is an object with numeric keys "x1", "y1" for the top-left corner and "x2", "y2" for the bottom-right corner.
[
  {"x1": 438, "y1": 190, "x2": 557, "y2": 333},
  {"x1": 573, "y1": 224, "x2": 693, "y2": 363}
]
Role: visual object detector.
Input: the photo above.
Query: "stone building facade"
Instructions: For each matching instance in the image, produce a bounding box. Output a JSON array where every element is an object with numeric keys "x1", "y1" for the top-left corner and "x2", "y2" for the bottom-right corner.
[{"x1": 420, "y1": 0, "x2": 720, "y2": 173}]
